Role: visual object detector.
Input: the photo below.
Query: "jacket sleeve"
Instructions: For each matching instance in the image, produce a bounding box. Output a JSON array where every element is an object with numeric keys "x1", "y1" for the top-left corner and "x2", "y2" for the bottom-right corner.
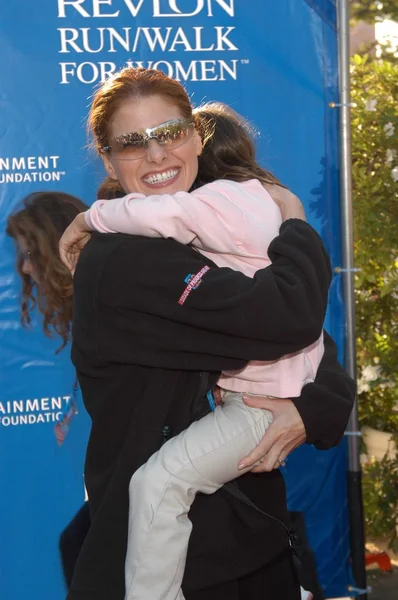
[
  {"x1": 291, "y1": 331, "x2": 356, "y2": 449},
  {"x1": 100, "y1": 219, "x2": 331, "y2": 360}
]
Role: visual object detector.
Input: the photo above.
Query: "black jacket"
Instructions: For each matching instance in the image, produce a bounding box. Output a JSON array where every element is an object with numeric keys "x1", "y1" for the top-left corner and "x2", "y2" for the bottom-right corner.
[{"x1": 68, "y1": 220, "x2": 354, "y2": 599}]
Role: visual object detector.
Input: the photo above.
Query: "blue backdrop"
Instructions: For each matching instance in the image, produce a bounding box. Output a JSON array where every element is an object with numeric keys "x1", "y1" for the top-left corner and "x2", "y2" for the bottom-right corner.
[{"x1": 0, "y1": 1, "x2": 353, "y2": 598}]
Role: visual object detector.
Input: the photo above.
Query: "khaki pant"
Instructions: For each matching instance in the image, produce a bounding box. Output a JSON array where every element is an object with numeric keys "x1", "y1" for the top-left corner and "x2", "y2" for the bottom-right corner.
[{"x1": 125, "y1": 392, "x2": 273, "y2": 600}]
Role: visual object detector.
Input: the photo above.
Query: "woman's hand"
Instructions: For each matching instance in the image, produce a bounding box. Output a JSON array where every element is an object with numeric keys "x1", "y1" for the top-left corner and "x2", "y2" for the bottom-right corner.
[
  {"x1": 238, "y1": 396, "x2": 306, "y2": 472},
  {"x1": 59, "y1": 212, "x2": 92, "y2": 274},
  {"x1": 263, "y1": 184, "x2": 306, "y2": 222}
]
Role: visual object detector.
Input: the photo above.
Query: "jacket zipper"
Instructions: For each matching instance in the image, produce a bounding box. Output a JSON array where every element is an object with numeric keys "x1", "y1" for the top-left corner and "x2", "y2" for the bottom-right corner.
[
  {"x1": 191, "y1": 371, "x2": 210, "y2": 421},
  {"x1": 162, "y1": 372, "x2": 209, "y2": 445},
  {"x1": 162, "y1": 425, "x2": 171, "y2": 445}
]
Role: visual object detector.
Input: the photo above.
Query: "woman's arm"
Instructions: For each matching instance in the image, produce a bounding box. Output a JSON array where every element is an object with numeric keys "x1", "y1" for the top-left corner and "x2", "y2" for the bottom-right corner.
[
  {"x1": 92, "y1": 218, "x2": 331, "y2": 362},
  {"x1": 292, "y1": 330, "x2": 355, "y2": 449},
  {"x1": 262, "y1": 183, "x2": 305, "y2": 222},
  {"x1": 238, "y1": 331, "x2": 355, "y2": 471}
]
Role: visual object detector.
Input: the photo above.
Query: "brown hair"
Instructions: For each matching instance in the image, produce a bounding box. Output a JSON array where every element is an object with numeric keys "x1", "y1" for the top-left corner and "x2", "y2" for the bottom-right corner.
[
  {"x1": 193, "y1": 102, "x2": 286, "y2": 189},
  {"x1": 89, "y1": 67, "x2": 194, "y2": 198},
  {"x1": 6, "y1": 191, "x2": 88, "y2": 352}
]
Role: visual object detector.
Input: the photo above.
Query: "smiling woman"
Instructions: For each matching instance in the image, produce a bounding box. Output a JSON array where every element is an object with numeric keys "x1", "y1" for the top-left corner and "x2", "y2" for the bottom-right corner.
[
  {"x1": 63, "y1": 67, "x2": 354, "y2": 600},
  {"x1": 102, "y1": 102, "x2": 202, "y2": 193},
  {"x1": 90, "y1": 70, "x2": 203, "y2": 196}
]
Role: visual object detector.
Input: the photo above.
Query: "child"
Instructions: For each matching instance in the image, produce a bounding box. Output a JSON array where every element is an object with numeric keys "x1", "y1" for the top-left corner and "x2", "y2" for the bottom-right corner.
[{"x1": 61, "y1": 103, "x2": 324, "y2": 600}]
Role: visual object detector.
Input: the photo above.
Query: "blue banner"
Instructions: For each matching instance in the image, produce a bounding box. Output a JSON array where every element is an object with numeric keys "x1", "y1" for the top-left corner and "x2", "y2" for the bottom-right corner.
[{"x1": 0, "y1": 2, "x2": 351, "y2": 598}]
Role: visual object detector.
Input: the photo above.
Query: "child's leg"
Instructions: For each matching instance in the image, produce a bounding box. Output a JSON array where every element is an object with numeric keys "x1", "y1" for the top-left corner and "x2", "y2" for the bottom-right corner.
[{"x1": 125, "y1": 392, "x2": 273, "y2": 600}]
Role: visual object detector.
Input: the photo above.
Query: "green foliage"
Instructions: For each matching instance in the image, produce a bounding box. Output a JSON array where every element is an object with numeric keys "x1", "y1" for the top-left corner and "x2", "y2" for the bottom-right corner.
[
  {"x1": 351, "y1": 54, "x2": 398, "y2": 433},
  {"x1": 362, "y1": 451, "x2": 398, "y2": 549},
  {"x1": 351, "y1": 0, "x2": 398, "y2": 24},
  {"x1": 352, "y1": 54, "x2": 398, "y2": 542}
]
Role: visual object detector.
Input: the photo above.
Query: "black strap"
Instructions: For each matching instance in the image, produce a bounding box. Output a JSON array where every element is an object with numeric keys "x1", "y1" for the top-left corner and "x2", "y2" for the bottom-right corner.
[
  {"x1": 223, "y1": 482, "x2": 302, "y2": 576},
  {"x1": 223, "y1": 482, "x2": 293, "y2": 539}
]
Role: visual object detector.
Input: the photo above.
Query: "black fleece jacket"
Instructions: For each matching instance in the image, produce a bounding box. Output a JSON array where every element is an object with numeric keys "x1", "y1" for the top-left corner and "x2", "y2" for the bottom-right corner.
[{"x1": 68, "y1": 219, "x2": 354, "y2": 599}]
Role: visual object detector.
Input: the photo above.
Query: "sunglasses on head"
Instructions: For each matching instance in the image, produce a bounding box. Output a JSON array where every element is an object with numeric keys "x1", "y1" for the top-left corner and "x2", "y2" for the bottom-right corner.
[{"x1": 102, "y1": 118, "x2": 195, "y2": 160}]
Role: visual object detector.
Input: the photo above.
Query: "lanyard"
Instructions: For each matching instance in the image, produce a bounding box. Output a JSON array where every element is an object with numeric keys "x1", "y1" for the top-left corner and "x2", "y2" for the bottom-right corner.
[
  {"x1": 54, "y1": 373, "x2": 79, "y2": 446},
  {"x1": 206, "y1": 390, "x2": 217, "y2": 411}
]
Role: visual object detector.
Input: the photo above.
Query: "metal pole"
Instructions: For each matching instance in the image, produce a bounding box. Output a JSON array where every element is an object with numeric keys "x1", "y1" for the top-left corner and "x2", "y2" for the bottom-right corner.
[{"x1": 336, "y1": 1, "x2": 367, "y2": 596}]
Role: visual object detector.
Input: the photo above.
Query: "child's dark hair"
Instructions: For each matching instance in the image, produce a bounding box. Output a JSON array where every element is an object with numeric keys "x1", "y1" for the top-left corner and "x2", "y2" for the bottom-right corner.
[{"x1": 192, "y1": 102, "x2": 286, "y2": 190}]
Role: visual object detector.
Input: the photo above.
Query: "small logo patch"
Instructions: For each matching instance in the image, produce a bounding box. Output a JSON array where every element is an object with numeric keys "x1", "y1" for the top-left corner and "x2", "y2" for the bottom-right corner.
[{"x1": 178, "y1": 265, "x2": 210, "y2": 305}]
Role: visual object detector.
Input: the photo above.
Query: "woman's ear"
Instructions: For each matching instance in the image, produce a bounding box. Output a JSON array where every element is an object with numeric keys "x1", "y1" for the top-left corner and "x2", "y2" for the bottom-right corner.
[{"x1": 100, "y1": 151, "x2": 118, "y2": 180}]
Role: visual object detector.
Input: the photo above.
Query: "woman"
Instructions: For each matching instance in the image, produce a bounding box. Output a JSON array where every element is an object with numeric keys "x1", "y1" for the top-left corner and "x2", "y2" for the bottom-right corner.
[
  {"x1": 6, "y1": 191, "x2": 91, "y2": 588},
  {"x1": 61, "y1": 102, "x2": 326, "y2": 600},
  {"x1": 66, "y1": 68, "x2": 354, "y2": 600}
]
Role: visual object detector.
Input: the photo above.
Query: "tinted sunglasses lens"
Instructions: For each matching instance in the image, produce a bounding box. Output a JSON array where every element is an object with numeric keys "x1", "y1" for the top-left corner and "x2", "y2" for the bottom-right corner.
[
  {"x1": 153, "y1": 121, "x2": 193, "y2": 148},
  {"x1": 113, "y1": 133, "x2": 147, "y2": 159}
]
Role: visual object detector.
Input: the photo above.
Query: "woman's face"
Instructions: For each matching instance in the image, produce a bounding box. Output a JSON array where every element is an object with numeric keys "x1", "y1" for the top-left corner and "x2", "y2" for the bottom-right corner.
[
  {"x1": 15, "y1": 235, "x2": 40, "y2": 285},
  {"x1": 102, "y1": 95, "x2": 202, "y2": 195}
]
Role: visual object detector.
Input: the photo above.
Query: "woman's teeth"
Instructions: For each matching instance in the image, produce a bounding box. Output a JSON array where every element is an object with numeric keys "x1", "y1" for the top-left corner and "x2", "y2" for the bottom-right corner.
[{"x1": 144, "y1": 169, "x2": 179, "y2": 184}]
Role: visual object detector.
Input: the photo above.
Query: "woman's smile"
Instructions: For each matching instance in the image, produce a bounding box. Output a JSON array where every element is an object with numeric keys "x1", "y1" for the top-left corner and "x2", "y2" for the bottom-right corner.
[{"x1": 142, "y1": 167, "x2": 180, "y2": 188}]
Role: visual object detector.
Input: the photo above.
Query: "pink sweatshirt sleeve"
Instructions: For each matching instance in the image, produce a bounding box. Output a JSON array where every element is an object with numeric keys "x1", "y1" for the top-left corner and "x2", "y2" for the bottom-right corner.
[{"x1": 84, "y1": 182, "x2": 250, "y2": 252}]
